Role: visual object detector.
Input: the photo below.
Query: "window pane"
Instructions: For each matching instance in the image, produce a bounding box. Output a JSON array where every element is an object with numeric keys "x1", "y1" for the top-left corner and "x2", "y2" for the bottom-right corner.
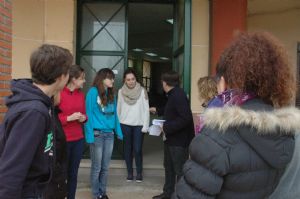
[
  {"x1": 80, "y1": 55, "x2": 124, "y2": 91},
  {"x1": 81, "y1": 3, "x2": 125, "y2": 51},
  {"x1": 176, "y1": 0, "x2": 184, "y2": 47}
]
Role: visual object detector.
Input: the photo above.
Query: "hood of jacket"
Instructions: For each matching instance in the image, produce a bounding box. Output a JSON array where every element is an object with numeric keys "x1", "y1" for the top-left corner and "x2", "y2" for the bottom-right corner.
[
  {"x1": 5, "y1": 79, "x2": 52, "y2": 108},
  {"x1": 203, "y1": 99, "x2": 300, "y2": 169}
]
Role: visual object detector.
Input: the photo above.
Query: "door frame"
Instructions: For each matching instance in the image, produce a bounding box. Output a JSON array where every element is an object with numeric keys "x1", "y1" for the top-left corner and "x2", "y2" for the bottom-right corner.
[{"x1": 76, "y1": 0, "x2": 192, "y2": 159}]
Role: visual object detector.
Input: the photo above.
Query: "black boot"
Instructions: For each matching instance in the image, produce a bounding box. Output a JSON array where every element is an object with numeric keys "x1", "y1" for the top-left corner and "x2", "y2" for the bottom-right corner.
[{"x1": 152, "y1": 193, "x2": 170, "y2": 199}]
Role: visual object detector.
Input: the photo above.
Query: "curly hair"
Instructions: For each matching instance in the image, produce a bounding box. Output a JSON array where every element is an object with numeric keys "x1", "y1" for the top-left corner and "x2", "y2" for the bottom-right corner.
[
  {"x1": 197, "y1": 76, "x2": 217, "y2": 104},
  {"x1": 216, "y1": 32, "x2": 296, "y2": 107}
]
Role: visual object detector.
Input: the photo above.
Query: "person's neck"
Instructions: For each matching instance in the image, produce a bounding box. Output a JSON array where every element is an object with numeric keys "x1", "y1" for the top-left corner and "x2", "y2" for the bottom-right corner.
[
  {"x1": 33, "y1": 83, "x2": 56, "y2": 97},
  {"x1": 165, "y1": 86, "x2": 174, "y2": 93},
  {"x1": 67, "y1": 83, "x2": 76, "y2": 92}
]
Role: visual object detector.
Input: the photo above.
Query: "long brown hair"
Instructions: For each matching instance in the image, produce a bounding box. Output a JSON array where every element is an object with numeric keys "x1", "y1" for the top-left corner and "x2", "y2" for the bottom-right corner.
[
  {"x1": 92, "y1": 68, "x2": 115, "y2": 106},
  {"x1": 216, "y1": 32, "x2": 296, "y2": 107},
  {"x1": 67, "y1": 65, "x2": 84, "y2": 84}
]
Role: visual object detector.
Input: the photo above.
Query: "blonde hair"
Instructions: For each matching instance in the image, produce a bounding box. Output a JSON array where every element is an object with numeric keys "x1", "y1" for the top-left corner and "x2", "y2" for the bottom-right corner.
[{"x1": 197, "y1": 76, "x2": 217, "y2": 105}]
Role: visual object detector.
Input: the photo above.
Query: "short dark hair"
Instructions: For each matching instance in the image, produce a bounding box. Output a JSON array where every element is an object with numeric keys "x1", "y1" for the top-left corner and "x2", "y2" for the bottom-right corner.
[
  {"x1": 68, "y1": 65, "x2": 84, "y2": 84},
  {"x1": 161, "y1": 71, "x2": 180, "y2": 87},
  {"x1": 30, "y1": 44, "x2": 73, "y2": 85}
]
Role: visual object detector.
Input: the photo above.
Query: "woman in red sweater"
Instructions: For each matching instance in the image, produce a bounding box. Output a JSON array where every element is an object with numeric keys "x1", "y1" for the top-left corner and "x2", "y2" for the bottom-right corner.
[{"x1": 58, "y1": 65, "x2": 87, "y2": 199}]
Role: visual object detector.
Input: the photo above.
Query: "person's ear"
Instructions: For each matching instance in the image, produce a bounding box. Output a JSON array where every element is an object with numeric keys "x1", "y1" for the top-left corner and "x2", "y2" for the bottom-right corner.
[{"x1": 217, "y1": 76, "x2": 227, "y2": 94}]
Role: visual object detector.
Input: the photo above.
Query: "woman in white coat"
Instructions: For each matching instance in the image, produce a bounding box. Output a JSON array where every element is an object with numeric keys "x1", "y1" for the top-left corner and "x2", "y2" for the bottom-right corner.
[{"x1": 117, "y1": 68, "x2": 150, "y2": 182}]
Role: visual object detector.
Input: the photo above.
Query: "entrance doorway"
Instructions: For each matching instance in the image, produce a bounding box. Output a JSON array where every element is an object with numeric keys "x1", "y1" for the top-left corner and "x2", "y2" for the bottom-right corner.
[
  {"x1": 127, "y1": 2, "x2": 173, "y2": 165},
  {"x1": 76, "y1": 0, "x2": 191, "y2": 160}
]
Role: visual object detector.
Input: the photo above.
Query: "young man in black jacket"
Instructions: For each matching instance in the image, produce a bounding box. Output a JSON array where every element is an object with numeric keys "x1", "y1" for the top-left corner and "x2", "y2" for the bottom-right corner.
[
  {"x1": 150, "y1": 71, "x2": 194, "y2": 199},
  {"x1": 0, "y1": 44, "x2": 73, "y2": 199}
]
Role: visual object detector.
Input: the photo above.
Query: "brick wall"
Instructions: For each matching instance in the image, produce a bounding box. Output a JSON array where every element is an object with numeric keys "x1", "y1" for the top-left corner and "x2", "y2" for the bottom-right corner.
[{"x1": 0, "y1": 0, "x2": 12, "y2": 122}]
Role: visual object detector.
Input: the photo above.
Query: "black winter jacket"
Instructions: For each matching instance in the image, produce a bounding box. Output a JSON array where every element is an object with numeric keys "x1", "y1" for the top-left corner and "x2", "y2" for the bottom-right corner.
[
  {"x1": 159, "y1": 87, "x2": 194, "y2": 147},
  {"x1": 173, "y1": 99, "x2": 296, "y2": 199}
]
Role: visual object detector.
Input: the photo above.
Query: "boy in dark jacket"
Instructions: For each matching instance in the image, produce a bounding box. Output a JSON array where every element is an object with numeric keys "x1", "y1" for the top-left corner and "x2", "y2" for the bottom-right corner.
[
  {"x1": 150, "y1": 71, "x2": 194, "y2": 199},
  {"x1": 0, "y1": 44, "x2": 73, "y2": 199}
]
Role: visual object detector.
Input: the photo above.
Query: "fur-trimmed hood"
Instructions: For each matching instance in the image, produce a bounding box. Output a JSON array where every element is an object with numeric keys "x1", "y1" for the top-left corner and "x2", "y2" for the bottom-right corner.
[
  {"x1": 203, "y1": 106, "x2": 300, "y2": 136},
  {"x1": 201, "y1": 101, "x2": 297, "y2": 169}
]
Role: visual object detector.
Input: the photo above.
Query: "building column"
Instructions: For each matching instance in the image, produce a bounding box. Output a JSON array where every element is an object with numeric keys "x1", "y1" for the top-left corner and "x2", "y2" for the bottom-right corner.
[
  {"x1": 0, "y1": 0, "x2": 12, "y2": 122},
  {"x1": 210, "y1": 0, "x2": 247, "y2": 74}
]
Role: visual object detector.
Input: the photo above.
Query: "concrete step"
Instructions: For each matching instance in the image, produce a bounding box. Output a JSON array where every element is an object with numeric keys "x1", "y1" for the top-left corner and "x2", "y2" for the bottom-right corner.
[{"x1": 78, "y1": 159, "x2": 165, "y2": 187}]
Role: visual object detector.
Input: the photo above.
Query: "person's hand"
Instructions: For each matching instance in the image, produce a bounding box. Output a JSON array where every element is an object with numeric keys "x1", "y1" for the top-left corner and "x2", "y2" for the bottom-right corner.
[
  {"x1": 141, "y1": 127, "x2": 148, "y2": 133},
  {"x1": 118, "y1": 136, "x2": 123, "y2": 140},
  {"x1": 149, "y1": 107, "x2": 157, "y2": 114},
  {"x1": 160, "y1": 123, "x2": 164, "y2": 133},
  {"x1": 67, "y1": 112, "x2": 82, "y2": 122},
  {"x1": 78, "y1": 113, "x2": 86, "y2": 123}
]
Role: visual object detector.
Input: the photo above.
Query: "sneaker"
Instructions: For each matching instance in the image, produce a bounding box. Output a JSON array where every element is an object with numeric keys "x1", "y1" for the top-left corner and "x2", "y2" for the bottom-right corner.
[
  {"x1": 136, "y1": 173, "x2": 143, "y2": 182},
  {"x1": 96, "y1": 195, "x2": 109, "y2": 199},
  {"x1": 127, "y1": 173, "x2": 133, "y2": 182}
]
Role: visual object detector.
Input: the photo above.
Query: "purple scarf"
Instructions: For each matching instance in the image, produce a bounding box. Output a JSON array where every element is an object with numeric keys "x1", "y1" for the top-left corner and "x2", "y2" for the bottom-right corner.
[
  {"x1": 195, "y1": 89, "x2": 256, "y2": 135},
  {"x1": 208, "y1": 89, "x2": 256, "y2": 108}
]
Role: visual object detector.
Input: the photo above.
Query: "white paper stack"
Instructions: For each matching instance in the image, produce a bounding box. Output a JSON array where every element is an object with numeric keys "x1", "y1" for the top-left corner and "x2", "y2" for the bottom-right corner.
[{"x1": 149, "y1": 119, "x2": 165, "y2": 136}]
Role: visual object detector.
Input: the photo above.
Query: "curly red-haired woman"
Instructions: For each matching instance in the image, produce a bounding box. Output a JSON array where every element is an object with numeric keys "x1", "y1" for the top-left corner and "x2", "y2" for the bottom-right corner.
[{"x1": 173, "y1": 32, "x2": 300, "y2": 199}]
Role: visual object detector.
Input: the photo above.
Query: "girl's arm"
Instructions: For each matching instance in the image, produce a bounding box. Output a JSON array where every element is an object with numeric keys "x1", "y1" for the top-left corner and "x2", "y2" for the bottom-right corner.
[
  {"x1": 114, "y1": 96, "x2": 123, "y2": 140},
  {"x1": 142, "y1": 89, "x2": 150, "y2": 132},
  {"x1": 84, "y1": 88, "x2": 96, "y2": 143}
]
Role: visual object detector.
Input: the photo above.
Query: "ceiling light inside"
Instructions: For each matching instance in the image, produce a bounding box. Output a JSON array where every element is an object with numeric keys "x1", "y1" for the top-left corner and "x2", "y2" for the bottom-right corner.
[
  {"x1": 160, "y1": 57, "x2": 169, "y2": 60},
  {"x1": 132, "y1": 48, "x2": 143, "y2": 52},
  {"x1": 166, "y1": 19, "x2": 173, "y2": 25},
  {"x1": 145, "y1": 52, "x2": 157, "y2": 57}
]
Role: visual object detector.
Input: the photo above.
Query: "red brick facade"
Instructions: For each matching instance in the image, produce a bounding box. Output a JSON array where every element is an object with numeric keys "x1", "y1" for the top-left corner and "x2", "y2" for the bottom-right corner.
[{"x1": 0, "y1": 0, "x2": 11, "y2": 122}]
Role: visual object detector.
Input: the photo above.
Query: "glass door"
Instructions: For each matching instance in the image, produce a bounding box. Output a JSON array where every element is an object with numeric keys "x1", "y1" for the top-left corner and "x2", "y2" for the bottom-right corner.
[
  {"x1": 77, "y1": 0, "x2": 127, "y2": 158},
  {"x1": 173, "y1": 0, "x2": 191, "y2": 96}
]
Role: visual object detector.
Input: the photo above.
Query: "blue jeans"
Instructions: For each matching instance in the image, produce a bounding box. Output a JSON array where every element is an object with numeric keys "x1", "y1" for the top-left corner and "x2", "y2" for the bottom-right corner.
[
  {"x1": 90, "y1": 132, "x2": 114, "y2": 197},
  {"x1": 67, "y1": 138, "x2": 84, "y2": 199},
  {"x1": 121, "y1": 124, "x2": 144, "y2": 175}
]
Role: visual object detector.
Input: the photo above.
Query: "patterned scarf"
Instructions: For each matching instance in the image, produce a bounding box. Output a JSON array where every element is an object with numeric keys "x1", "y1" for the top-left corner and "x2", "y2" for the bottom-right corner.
[
  {"x1": 195, "y1": 89, "x2": 256, "y2": 135},
  {"x1": 208, "y1": 89, "x2": 256, "y2": 108},
  {"x1": 121, "y1": 82, "x2": 148, "y2": 105}
]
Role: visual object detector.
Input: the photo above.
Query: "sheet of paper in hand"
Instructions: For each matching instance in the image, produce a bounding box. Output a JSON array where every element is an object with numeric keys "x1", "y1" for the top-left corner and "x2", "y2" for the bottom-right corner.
[{"x1": 149, "y1": 119, "x2": 165, "y2": 136}]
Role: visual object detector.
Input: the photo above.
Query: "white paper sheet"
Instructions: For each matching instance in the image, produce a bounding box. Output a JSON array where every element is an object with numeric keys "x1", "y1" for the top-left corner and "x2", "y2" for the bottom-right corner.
[
  {"x1": 148, "y1": 119, "x2": 166, "y2": 136},
  {"x1": 148, "y1": 125, "x2": 162, "y2": 136},
  {"x1": 152, "y1": 119, "x2": 165, "y2": 126}
]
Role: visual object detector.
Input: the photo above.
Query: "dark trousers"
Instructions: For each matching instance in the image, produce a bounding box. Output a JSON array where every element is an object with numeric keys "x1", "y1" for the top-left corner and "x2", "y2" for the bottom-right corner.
[
  {"x1": 67, "y1": 139, "x2": 84, "y2": 199},
  {"x1": 163, "y1": 144, "x2": 188, "y2": 197},
  {"x1": 121, "y1": 124, "x2": 144, "y2": 174}
]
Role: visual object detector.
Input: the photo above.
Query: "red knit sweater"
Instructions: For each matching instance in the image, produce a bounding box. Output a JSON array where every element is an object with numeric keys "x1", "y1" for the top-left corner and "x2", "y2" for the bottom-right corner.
[{"x1": 58, "y1": 87, "x2": 87, "y2": 142}]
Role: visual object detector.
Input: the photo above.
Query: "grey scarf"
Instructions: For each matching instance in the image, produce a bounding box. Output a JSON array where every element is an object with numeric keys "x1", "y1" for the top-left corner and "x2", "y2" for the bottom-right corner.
[{"x1": 121, "y1": 82, "x2": 147, "y2": 105}]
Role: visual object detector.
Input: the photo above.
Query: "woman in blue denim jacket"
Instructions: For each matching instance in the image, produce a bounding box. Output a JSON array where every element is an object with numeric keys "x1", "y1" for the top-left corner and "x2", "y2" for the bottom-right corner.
[{"x1": 85, "y1": 68, "x2": 123, "y2": 199}]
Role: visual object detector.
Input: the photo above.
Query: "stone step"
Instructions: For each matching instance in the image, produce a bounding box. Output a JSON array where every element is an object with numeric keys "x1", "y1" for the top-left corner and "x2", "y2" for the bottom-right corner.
[{"x1": 78, "y1": 159, "x2": 165, "y2": 187}]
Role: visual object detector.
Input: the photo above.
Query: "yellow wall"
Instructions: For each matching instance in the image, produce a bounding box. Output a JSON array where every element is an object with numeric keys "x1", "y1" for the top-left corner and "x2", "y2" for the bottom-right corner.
[
  {"x1": 190, "y1": 0, "x2": 210, "y2": 113},
  {"x1": 12, "y1": 0, "x2": 75, "y2": 79},
  {"x1": 248, "y1": 8, "x2": 300, "y2": 75}
]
